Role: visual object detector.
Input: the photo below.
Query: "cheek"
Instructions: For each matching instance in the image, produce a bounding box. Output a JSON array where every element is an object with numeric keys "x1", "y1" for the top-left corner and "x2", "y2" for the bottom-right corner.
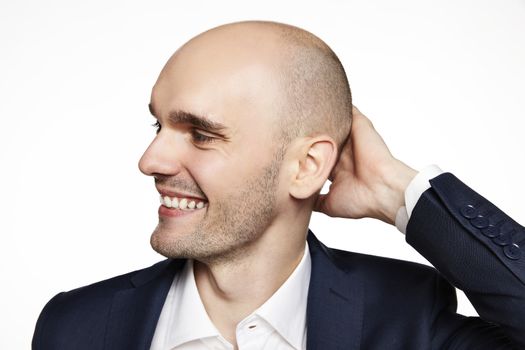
[
  {"x1": 186, "y1": 151, "x2": 246, "y2": 197},
  {"x1": 185, "y1": 126, "x2": 275, "y2": 195}
]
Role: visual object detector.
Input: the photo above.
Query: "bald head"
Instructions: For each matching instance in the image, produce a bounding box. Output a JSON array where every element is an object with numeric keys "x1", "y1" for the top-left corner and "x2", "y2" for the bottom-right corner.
[
  {"x1": 266, "y1": 21, "x2": 353, "y2": 151},
  {"x1": 156, "y1": 20, "x2": 352, "y2": 153},
  {"x1": 143, "y1": 21, "x2": 352, "y2": 260}
]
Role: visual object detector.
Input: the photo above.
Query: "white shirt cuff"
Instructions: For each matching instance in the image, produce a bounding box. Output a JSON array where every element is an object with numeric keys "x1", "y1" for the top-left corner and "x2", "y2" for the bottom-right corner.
[{"x1": 394, "y1": 164, "x2": 444, "y2": 234}]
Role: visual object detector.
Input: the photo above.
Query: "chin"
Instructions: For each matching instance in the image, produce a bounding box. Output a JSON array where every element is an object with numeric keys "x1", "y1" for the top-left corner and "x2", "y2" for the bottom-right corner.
[
  {"x1": 150, "y1": 228, "x2": 187, "y2": 259},
  {"x1": 149, "y1": 228, "x2": 206, "y2": 260}
]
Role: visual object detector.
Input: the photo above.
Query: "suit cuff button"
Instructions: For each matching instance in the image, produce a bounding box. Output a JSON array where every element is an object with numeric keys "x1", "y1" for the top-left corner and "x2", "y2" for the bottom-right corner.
[
  {"x1": 481, "y1": 225, "x2": 500, "y2": 238},
  {"x1": 503, "y1": 244, "x2": 521, "y2": 260},
  {"x1": 460, "y1": 204, "x2": 478, "y2": 219},
  {"x1": 493, "y1": 230, "x2": 513, "y2": 246},
  {"x1": 471, "y1": 215, "x2": 489, "y2": 229}
]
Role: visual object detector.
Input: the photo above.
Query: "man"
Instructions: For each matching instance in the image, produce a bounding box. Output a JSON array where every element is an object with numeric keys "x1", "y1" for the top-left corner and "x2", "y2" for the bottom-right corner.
[{"x1": 32, "y1": 20, "x2": 525, "y2": 349}]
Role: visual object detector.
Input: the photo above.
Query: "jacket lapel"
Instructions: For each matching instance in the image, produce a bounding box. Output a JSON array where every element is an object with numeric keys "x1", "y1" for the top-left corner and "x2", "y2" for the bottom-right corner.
[
  {"x1": 306, "y1": 231, "x2": 364, "y2": 350},
  {"x1": 104, "y1": 259, "x2": 186, "y2": 350}
]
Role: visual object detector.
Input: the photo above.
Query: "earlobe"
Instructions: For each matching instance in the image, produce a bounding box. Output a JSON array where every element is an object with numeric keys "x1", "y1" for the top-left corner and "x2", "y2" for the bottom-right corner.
[{"x1": 289, "y1": 137, "x2": 337, "y2": 200}]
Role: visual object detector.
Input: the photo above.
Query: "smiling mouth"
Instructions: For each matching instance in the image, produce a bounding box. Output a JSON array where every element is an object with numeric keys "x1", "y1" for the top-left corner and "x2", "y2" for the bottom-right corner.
[{"x1": 160, "y1": 195, "x2": 207, "y2": 210}]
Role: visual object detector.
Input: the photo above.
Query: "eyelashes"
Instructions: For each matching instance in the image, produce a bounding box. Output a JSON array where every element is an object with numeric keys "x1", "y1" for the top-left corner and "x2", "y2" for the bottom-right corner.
[
  {"x1": 151, "y1": 121, "x2": 216, "y2": 144},
  {"x1": 151, "y1": 121, "x2": 161, "y2": 134},
  {"x1": 190, "y1": 129, "x2": 215, "y2": 144}
]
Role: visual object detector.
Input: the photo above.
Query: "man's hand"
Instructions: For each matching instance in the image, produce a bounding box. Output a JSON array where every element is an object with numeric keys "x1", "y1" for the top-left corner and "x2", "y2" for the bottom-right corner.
[{"x1": 314, "y1": 106, "x2": 418, "y2": 225}]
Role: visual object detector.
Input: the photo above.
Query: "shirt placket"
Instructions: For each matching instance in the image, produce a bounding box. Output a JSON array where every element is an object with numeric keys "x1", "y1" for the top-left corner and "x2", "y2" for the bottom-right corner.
[{"x1": 236, "y1": 315, "x2": 275, "y2": 350}]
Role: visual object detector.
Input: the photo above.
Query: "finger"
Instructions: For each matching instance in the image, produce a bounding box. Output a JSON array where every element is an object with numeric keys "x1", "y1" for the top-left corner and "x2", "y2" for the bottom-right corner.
[
  {"x1": 351, "y1": 105, "x2": 374, "y2": 128},
  {"x1": 352, "y1": 105, "x2": 361, "y2": 116},
  {"x1": 337, "y1": 135, "x2": 355, "y2": 172},
  {"x1": 352, "y1": 105, "x2": 368, "y2": 122}
]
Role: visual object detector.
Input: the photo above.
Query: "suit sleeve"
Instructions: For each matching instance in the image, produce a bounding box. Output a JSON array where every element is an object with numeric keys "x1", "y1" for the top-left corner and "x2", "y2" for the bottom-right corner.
[{"x1": 406, "y1": 172, "x2": 525, "y2": 349}]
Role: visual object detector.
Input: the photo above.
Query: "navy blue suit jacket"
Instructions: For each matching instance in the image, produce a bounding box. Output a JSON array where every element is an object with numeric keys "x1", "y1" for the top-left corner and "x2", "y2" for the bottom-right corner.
[{"x1": 32, "y1": 173, "x2": 525, "y2": 349}]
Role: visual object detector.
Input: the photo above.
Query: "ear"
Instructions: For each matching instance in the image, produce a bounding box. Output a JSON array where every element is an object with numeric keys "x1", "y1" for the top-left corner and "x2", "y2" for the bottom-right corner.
[{"x1": 289, "y1": 136, "x2": 338, "y2": 200}]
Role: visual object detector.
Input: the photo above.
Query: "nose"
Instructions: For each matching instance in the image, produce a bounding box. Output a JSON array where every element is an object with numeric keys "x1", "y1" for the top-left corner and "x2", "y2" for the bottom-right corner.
[{"x1": 138, "y1": 133, "x2": 183, "y2": 177}]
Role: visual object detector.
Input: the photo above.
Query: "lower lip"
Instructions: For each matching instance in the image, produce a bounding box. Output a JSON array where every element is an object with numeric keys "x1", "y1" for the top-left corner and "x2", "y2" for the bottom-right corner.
[{"x1": 158, "y1": 205, "x2": 204, "y2": 218}]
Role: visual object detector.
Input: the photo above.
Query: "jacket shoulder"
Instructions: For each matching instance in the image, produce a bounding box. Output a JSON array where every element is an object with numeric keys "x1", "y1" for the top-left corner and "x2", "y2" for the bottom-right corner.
[
  {"x1": 328, "y1": 247, "x2": 451, "y2": 297},
  {"x1": 32, "y1": 259, "x2": 175, "y2": 349},
  {"x1": 331, "y1": 247, "x2": 438, "y2": 276},
  {"x1": 52, "y1": 258, "x2": 172, "y2": 302}
]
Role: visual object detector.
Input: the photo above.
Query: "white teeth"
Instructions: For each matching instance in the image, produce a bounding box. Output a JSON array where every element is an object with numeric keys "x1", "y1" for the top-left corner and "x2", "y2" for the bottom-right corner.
[{"x1": 160, "y1": 195, "x2": 206, "y2": 210}]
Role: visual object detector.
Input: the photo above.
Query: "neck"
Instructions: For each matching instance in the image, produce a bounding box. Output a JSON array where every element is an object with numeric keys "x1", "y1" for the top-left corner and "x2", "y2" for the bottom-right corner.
[{"x1": 193, "y1": 221, "x2": 309, "y2": 345}]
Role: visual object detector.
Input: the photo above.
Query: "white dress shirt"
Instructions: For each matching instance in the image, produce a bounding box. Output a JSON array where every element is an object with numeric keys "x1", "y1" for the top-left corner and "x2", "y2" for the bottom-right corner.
[
  {"x1": 395, "y1": 165, "x2": 443, "y2": 233},
  {"x1": 150, "y1": 164, "x2": 443, "y2": 350},
  {"x1": 150, "y1": 242, "x2": 311, "y2": 350}
]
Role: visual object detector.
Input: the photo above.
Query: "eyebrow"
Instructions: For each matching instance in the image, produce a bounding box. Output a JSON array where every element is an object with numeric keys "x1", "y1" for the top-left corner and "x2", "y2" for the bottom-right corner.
[{"x1": 149, "y1": 103, "x2": 228, "y2": 134}]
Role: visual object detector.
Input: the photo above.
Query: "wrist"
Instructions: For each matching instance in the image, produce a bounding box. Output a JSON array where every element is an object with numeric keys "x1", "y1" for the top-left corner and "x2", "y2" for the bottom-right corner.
[{"x1": 377, "y1": 160, "x2": 417, "y2": 225}]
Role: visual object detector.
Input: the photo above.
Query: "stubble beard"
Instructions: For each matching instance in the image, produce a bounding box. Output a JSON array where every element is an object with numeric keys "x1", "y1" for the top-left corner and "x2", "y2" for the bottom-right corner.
[{"x1": 150, "y1": 150, "x2": 283, "y2": 264}]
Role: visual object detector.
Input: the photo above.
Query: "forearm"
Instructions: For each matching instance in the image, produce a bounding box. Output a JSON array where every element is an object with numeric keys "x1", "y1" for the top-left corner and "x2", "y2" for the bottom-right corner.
[{"x1": 406, "y1": 173, "x2": 525, "y2": 347}]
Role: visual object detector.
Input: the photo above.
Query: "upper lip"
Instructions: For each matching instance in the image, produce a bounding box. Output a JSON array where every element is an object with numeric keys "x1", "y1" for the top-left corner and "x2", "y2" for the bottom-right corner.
[{"x1": 156, "y1": 187, "x2": 207, "y2": 201}]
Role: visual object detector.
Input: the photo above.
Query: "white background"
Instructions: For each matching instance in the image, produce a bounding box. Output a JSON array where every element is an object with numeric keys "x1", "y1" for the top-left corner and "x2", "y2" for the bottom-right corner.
[{"x1": 1, "y1": 0, "x2": 524, "y2": 348}]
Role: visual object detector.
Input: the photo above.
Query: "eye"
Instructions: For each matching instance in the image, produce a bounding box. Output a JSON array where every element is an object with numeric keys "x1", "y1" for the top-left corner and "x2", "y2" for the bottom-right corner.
[
  {"x1": 191, "y1": 129, "x2": 216, "y2": 144},
  {"x1": 151, "y1": 121, "x2": 161, "y2": 134}
]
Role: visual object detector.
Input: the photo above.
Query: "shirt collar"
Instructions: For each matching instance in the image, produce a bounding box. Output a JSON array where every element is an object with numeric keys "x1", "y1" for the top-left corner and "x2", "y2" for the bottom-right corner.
[
  {"x1": 167, "y1": 259, "x2": 220, "y2": 348},
  {"x1": 255, "y1": 241, "x2": 311, "y2": 349},
  {"x1": 166, "y1": 242, "x2": 312, "y2": 349}
]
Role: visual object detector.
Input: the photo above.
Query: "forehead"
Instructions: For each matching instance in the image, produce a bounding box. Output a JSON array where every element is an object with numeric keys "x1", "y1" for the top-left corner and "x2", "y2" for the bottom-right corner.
[{"x1": 150, "y1": 36, "x2": 283, "y2": 135}]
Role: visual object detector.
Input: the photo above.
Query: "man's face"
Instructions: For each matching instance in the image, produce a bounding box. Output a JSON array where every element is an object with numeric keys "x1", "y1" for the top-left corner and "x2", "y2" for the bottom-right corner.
[{"x1": 138, "y1": 33, "x2": 288, "y2": 262}]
